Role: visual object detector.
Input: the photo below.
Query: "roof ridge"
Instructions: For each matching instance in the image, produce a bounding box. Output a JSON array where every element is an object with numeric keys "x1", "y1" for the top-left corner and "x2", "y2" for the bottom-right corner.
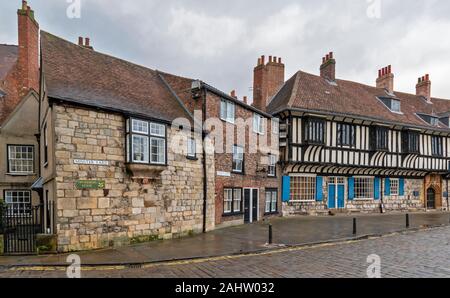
[
  {"x1": 287, "y1": 71, "x2": 301, "y2": 108},
  {"x1": 41, "y1": 30, "x2": 163, "y2": 76}
]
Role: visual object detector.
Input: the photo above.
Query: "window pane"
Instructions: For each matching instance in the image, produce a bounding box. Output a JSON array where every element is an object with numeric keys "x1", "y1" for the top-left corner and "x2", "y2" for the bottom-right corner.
[
  {"x1": 233, "y1": 146, "x2": 244, "y2": 172},
  {"x1": 233, "y1": 189, "x2": 242, "y2": 212},
  {"x1": 227, "y1": 102, "x2": 235, "y2": 123},
  {"x1": 150, "y1": 138, "x2": 165, "y2": 164},
  {"x1": 187, "y1": 138, "x2": 196, "y2": 157},
  {"x1": 132, "y1": 119, "x2": 149, "y2": 134},
  {"x1": 272, "y1": 119, "x2": 279, "y2": 134},
  {"x1": 5, "y1": 191, "x2": 32, "y2": 215},
  {"x1": 150, "y1": 123, "x2": 165, "y2": 137},
  {"x1": 224, "y1": 189, "x2": 233, "y2": 213},
  {"x1": 132, "y1": 135, "x2": 149, "y2": 163},
  {"x1": 354, "y1": 177, "x2": 374, "y2": 199},
  {"x1": 390, "y1": 179, "x2": 399, "y2": 196},
  {"x1": 265, "y1": 192, "x2": 271, "y2": 213},
  {"x1": 8, "y1": 145, "x2": 34, "y2": 174},
  {"x1": 290, "y1": 176, "x2": 316, "y2": 201},
  {"x1": 271, "y1": 192, "x2": 277, "y2": 212}
]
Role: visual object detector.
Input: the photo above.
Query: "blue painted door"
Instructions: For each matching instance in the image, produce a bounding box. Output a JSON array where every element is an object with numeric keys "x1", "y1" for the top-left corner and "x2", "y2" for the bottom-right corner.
[
  {"x1": 337, "y1": 185, "x2": 345, "y2": 209},
  {"x1": 328, "y1": 184, "x2": 336, "y2": 209}
]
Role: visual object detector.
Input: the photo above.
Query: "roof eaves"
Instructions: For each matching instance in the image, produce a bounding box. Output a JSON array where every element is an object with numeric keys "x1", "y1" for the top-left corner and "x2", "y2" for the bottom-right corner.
[
  {"x1": 278, "y1": 107, "x2": 450, "y2": 134},
  {"x1": 48, "y1": 96, "x2": 172, "y2": 124},
  {"x1": 201, "y1": 82, "x2": 273, "y2": 118}
]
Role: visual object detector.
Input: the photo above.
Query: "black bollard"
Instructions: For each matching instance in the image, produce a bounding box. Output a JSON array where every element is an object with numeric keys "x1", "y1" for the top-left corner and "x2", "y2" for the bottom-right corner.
[
  {"x1": 406, "y1": 214, "x2": 410, "y2": 229},
  {"x1": 268, "y1": 224, "x2": 273, "y2": 245},
  {"x1": 353, "y1": 218, "x2": 357, "y2": 235}
]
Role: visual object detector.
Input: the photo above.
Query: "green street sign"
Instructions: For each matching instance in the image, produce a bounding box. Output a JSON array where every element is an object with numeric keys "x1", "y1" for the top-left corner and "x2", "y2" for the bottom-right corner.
[{"x1": 75, "y1": 180, "x2": 105, "y2": 190}]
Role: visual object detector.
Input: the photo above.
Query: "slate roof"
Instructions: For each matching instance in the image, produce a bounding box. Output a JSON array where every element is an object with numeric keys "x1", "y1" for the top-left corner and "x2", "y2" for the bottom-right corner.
[
  {"x1": 268, "y1": 70, "x2": 450, "y2": 131},
  {"x1": 40, "y1": 31, "x2": 192, "y2": 123}
]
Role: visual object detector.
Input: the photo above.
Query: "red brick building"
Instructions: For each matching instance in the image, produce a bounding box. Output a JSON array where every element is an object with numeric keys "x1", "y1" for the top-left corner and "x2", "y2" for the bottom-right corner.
[{"x1": 162, "y1": 57, "x2": 283, "y2": 227}]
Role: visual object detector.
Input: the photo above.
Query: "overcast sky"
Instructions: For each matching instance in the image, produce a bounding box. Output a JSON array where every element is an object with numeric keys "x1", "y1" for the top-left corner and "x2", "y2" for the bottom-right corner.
[{"x1": 2, "y1": 0, "x2": 450, "y2": 101}]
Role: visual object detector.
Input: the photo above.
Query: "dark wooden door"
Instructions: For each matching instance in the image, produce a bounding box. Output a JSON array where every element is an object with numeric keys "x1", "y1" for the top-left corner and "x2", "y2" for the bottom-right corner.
[
  {"x1": 244, "y1": 189, "x2": 251, "y2": 223},
  {"x1": 252, "y1": 189, "x2": 258, "y2": 222},
  {"x1": 427, "y1": 188, "x2": 436, "y2": 209}
]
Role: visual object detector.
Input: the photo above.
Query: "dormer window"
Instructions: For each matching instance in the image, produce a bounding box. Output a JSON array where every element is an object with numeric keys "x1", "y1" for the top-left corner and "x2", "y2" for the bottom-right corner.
[
  {"x1": 378, "y1": 97, "x2": 401, "y2": 113},
  {"x1": 417, "y1": 113, "x2": 440, "y2": 126}
]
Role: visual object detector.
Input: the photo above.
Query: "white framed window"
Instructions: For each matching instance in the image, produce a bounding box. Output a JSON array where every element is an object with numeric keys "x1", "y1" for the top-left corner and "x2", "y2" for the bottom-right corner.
[
  {"x1": 132, "y1": 119, "x2": 149, "y2": 134},
  {"x1": 268, "y1": 154, "x2": 277, "y2": 177},
  {"x1": 132, "y1": 135, "x2": 149, "y2": 163},
  {"x1": 390, "y1": 179, "x2": 399, "y2": 196},
  {"x1": 8, "y1": 145, "x2": 34, "y2": 174},
  {"x1": 220, "y1": 99, "x2": 235, "y2": 124},
  {"x1": 391, "y1": 100, "x2": 401, "y2": 113},
  {"x1": 253, "y1": 114, "x2": 265, "y2": 134},
  {"x1": 272, "y1": 118, "x2": 279, "y2": 134},
  {"x1": 354, "y1": 177, "x2": 374, "y2": 200},
  {"x1": 232, "y1": 145, "x2": 244, "y2": 173},
  {"x1": 265, "y1": 190, "x2": 278, "y2": 213},
  {"x1": 150, "y1": 123, "x2": 165, "y2": 137},
  {"x1": 290, "y1": 175, "x2": 316, "y2": 201},
  {"x1": 4, "y1": 190, "x2": 32, "y2": 215},
  {"x1": 150, "y1": 138, "x2": 165, "y2": 164},
  {"x1": 187, "y1": 137, "x2": 196, "y2": 157},
  {"x1": 233, "y1": 189, "x2": 242, "y2": 212},
  {"x1": 128, "y1": 118, "x2": 166, "y2": 165},
  {"x1": 224, "y1": 189, "x2": 233, "y2": 214}
]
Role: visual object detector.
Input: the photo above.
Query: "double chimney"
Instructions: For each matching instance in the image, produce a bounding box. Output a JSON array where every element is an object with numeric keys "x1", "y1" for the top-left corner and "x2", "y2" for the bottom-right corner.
[
  {"x1": 78, "y1": 36, "x2": 93, "y2": 50},
  {"x1": 252, "y1": 55, "x2": 285, "y2": 112}
]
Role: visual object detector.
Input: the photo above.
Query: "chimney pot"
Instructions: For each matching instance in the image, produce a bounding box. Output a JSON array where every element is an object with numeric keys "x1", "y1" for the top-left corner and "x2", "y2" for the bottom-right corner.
[
  {"x1": 22, "y1": 0, "x2": 27, "y2": 10},
  {"x1": 329, "y1": 52, "x2": 333, "y2": 59},
  {"x1": 261, "y1": 55, "x2": 265, "y2": 65},
  {"x1": 269, "y1": 56, "x2": 272, "y2": 63},
  {"x1": 243, "y1": 96, "x2": 248, "y2": 104},
  {"x1": 278, "y1": 57, "x2": 282, "y2": 63},
  {"x1": 388, "y1": 65, "x2": 391, "y2": 74},
  {"x1": 78, "y1": 36, "x2": 83, "y2": 46},
  {"x1": 85, "y1": 37, "x2": 90, "y2": 47}
]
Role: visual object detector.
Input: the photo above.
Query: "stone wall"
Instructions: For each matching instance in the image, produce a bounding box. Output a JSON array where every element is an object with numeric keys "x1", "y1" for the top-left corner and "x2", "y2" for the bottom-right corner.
[{"x1": 53, "y1": 104, "x2": 215, "y2": 252}]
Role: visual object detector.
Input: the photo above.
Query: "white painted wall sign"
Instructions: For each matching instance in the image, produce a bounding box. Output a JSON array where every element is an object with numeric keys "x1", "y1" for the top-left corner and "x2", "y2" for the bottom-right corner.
[
  {"x1": 73, "y1": 159, "x2": 109, "y2": 166},
  {"x1": 217, "y1": 171, "x2": 231, "y2": 177}
]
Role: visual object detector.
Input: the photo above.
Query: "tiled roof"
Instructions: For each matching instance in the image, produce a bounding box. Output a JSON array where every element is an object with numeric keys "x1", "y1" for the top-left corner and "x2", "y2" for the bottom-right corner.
[
  {"x1": 267, "y1": 70, "x2": 450, "y2": 131},
  {"x1": 160, "y1": 71, "x2": 273, "y2": 118},
  {"x1": 40, "y1": 31, "x2": 191, "y2": 123},
  {"x1": 0, "y1": 44, "x2": 18, "y2": 81}
]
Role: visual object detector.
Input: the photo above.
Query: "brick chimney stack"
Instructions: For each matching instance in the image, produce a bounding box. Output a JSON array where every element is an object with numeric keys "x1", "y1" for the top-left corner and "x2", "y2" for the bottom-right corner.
[
  {"x1": 253, "y1": 55, "x2": 285, "y2": 112},
  {"x1": 320, "y1": 52, "x2": 336, "y2": 81},
  {"x1": 376, "y1": 65, "x2": 394, "y2": 94},
  {"x1": 17, "y1": 0, "x2": 39, "y2": 96},
  {"x1": 416, "y1": 74, "x2": 431, "y2": 103},
  {"x1": 78, "y1": 36, "x2": 94, "y2": 50}
]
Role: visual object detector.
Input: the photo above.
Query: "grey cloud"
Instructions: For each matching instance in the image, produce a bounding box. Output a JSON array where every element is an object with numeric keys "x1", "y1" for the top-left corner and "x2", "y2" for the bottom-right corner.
[{"x1": 2, "y1": 0, "x2": 450, "y2": 100}]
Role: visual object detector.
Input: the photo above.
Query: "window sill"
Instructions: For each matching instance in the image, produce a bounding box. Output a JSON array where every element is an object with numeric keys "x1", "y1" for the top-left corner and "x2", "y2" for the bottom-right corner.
[
  {"x1": 6, "y1": 173, "x2": 36, "y2": 176},
  {"x1": 222, "y1": 212, "x2": 243, "y2": 217},
  {"x1": 186, "y1": 156, "x2": 198, "y2": 161},
  {"x1": 220, "y1": 119, "x2": 235, "y2": 125},
  {"x1": 232, "y1": 171, "x2": 245, "y2": 176},
  {"x1": 289, "y1": 200, "x2": 317, "y2": 203},
  {"x1": 126, "y1": 163, "x2": 167, "y2": 179},
  {"x1": 264, "y1": 211, "x2": 279, "y2": 216},
  {"x1": 267, "y1": 175, "x2": 277, "y2": 178}
]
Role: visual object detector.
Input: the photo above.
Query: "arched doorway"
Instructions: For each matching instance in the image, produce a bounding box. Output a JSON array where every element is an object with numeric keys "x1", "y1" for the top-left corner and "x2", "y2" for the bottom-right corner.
[{"x1": 426, "y1": 188, "x2": 436, "y2": 209}]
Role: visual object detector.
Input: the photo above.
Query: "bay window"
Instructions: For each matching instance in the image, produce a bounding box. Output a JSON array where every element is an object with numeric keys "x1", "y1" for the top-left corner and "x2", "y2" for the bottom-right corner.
[
  {"x1": 127, "y1": 118, "x2": 166, "y2": 165},
  {"x1": 304, "y1": 118, "x2": 325, "y2": 145}
]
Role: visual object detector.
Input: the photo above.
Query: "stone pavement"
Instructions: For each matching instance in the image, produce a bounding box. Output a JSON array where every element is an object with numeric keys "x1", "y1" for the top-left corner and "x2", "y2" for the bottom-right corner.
[
  {"x1": 1, "y1": 226, "x2": 449, "y2": 278},
  {"x1": 0, "y1": 211, "x2": 449, "y2": 268}
]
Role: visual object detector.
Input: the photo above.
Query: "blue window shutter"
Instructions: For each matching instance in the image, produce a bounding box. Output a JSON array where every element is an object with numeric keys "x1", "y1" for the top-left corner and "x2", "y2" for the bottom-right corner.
[
  {"x1": 282, "y1": 176, "x2": 291, "y2": 202},
  {"x1": 385, "y1": 178, "x2": 391, "y2": 196},
  {"x1": 374, "y1": 177, "x2": 380, "y2": 200},
  {"x1": 316, "y1": 176, "x2": 323, "y2": 202},
  {"x1": 348, "y1": 177, "x2": 355, "y2": 200},
  {"x1": 399, "y1": 178, "x2": 405, "y2": 196}
]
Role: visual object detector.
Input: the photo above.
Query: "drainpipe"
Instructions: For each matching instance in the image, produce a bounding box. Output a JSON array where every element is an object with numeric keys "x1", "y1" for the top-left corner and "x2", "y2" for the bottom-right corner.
[
  {"x1": 201, "y1": 86, "x2": 208, "y2": 233},
  {"x1": 447, "y1": 177, "x2": 449, "y2": 212},
  {"x1": 380, "y1": 177, "x2": 385, "y2": 213}
]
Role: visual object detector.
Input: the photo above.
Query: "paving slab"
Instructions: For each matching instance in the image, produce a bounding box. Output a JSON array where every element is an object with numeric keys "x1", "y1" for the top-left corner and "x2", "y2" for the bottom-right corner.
[{"x1": 0, "y1": 211, "x2": 448, "y2": 267}]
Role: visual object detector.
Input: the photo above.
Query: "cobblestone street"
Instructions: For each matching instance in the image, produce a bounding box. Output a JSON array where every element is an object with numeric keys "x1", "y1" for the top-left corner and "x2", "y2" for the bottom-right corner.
[{"x1": 1, "y1": 227, "x2": 449, "y2": 278}]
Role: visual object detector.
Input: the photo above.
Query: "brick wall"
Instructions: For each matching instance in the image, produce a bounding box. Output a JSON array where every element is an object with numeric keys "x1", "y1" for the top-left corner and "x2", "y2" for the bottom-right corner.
[{"x1": 53, "y1": 104, "x2": 215, "y2": 252}]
